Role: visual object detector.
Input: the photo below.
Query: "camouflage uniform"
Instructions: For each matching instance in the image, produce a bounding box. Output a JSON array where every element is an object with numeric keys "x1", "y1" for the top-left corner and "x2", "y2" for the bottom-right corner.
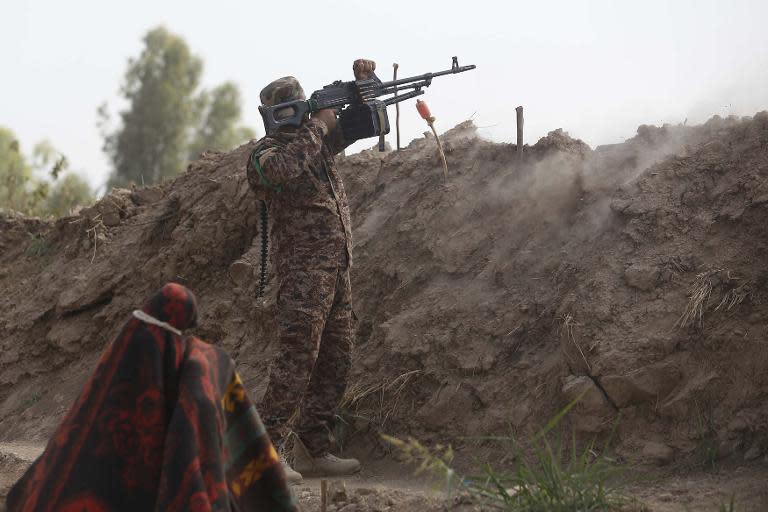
[{"x1": 247, "y1": 77, "x2": 354, "y2": 457}]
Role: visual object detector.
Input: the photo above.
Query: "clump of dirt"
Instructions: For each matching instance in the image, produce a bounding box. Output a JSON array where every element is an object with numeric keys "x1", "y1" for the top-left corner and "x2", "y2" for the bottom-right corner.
[
  {"x1": 293, "y1": 483, "x2": 480, "y2": 512},
  {"x1": 0, "y1": 443, "x2": 41, "y2": 500},
  {"x1": 1, "y1": 112, "x2": 768, "y2": 486}
]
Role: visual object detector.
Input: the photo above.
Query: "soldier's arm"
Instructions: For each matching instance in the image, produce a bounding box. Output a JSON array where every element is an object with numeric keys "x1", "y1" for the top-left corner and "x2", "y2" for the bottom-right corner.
[
  {"x1": 325, "y1": 124, "x2": 354, "y2": 156},
  {"x1": 321, "y1": 58, "x2": 377, "y2": 155},
  {"x1": 253, "y1": 119, "x2": 330, "y2": 186}
]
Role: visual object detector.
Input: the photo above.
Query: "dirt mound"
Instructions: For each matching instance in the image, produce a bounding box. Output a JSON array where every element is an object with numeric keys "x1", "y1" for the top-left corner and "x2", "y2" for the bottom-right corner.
[
  {"x1": 0, "y1": 443, "x2": 40, "y2": 499},
  {"x1": 1, "y1": 113, "x2": 768, "y2": 473}
]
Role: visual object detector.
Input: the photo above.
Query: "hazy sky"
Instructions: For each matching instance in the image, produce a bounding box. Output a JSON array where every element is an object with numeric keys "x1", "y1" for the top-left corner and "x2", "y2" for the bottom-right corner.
[{"x1": 3, "y1": 0, "x2": 767, "y2": 192}]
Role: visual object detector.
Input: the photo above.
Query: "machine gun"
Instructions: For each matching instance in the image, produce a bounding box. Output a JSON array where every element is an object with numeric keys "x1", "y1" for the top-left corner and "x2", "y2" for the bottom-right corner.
[{"x1": 258, "y1": 57, "x2": 476, "y2": 150}]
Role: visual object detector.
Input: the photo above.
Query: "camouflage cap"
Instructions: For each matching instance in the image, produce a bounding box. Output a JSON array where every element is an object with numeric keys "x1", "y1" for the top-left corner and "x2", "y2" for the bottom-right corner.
[{"x1": 260, "y1": 76, "x2": 306, "y2": 107}]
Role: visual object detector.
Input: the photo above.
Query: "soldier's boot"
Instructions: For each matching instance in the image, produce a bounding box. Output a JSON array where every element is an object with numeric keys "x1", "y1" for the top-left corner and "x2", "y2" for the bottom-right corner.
[
  {"x1": 293, "y1": 439, "x2": 361, "y2": 477},
  {"x1": 280, "y1": 454, "x2": 304, "y2": 485}
]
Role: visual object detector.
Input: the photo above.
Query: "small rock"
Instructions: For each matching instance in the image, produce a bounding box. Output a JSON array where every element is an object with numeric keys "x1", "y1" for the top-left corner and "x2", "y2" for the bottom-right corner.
[
  {"x1": 416, "y1": 383, "x2": 480, "y2": 429},
  {"x1": 717, "y1": 439, "x2": 741, "y2": 459},
  {"x1": 45, "y1": 321, "x2": 82, "y2": 353},
  {"x1": 601, "y1": 360, "x2": 681, "y2": 408},
  {"x1": 744, "y1": 443, "x2": 762, "y2": 461},
  {"x1": 561, "y1": 375, "x2": 614, "y2": 433},
  {"x1": 328, "y1": 480, "x2": 348, "y2": 504},
  {"x1": 228, "y1": 260, "x2": 254, "y2": 286},
  {"x1": 561, "y1": 375, "x2": 611, "y2": 413},
  {"x1": 642, "y1": 441, "x2": 674, "y2": 465},
  {"x1": 131, "y1": 187, "x2": 164, "y2": 206},
  {"x1": 191, "y1": 255, "x2": 210, "y2": 267},
  {"x1": 727, "y1": 417, "x2": 748, "y2": 432},
  {"x1": 101, "y1": 208, "x2": 121, "y2": 227},
  {"x1": 624, "y1": 263, "x2": 660, "y2": 291},
  {"x1": 79, "y1": 206, "x2": 100, "y2": 222}
]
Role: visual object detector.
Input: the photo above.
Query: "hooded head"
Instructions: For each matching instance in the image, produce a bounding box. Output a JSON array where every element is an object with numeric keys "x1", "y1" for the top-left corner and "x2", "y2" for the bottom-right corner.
[{"x1": 141, "y1": 282, "x2": 198, "y2": 331}]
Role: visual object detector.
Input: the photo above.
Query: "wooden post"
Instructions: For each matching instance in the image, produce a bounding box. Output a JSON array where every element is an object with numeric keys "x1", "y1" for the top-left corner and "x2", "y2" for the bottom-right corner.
[
  {"x1": 320, "y1": 479, "x2": 328, "y2": 512},
  {"x1": 393, "y1": 63, "x2": 401, "y2": 150},
  {"x1": 516, "y1": 106, "x2": 524, "y2": 161}
]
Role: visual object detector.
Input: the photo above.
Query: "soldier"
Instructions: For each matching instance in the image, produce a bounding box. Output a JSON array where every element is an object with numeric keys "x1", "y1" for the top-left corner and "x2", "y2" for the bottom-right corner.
[{"x1": 246, "y1": 59, "x2": 376, "y2": 483}]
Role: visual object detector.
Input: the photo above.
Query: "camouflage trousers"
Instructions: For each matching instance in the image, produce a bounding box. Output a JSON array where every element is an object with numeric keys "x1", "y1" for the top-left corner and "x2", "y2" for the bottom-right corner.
[{"x1": 259, "y1": 263, "x2": 353, "y2": 457}]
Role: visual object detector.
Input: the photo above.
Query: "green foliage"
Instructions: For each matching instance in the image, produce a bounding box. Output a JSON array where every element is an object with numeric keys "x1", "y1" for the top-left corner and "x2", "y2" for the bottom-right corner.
[
  {"x1": 26, "y1": 233, "x2": 50, "y2": 257},
  {"x1": 0, "y1": 126, "x2": 36, "y2": 212},
  {"x1": 102, "y1": 26, "x2": 255, "y2": 188},
  {"x1": 381, "y1": 434, "x2": 457, "y2": 492},
  {"x1": 719, "y1": 494, "x2": 737, "y2": 512},
  {"x1": 0, "y1": 126, "x2": 93, "y2": 217},
  {"x1": 42, "y1": 173, "x2": 94, "y2": 217},
  {"x1": 384, "y1": 399, "x2": 629, "y2": 511},
  {"x1": 103, "y1": 26, "x2": 203, "y2": 188},
  {"x1": 188, "y1": 82, "x2": 256, "y2": 160},
  {"x1": 693, "y1": 399, "x2": 719, "y2": 471},
  {"x1": 19, "y1": 392, "x2": 42, "y2": 410},
  {"x1": 32, "y1": 140, "x2": 69, "y2": 179},
  {"x1": 465, "y1": 435, "x2": 626, "y2": 511}
]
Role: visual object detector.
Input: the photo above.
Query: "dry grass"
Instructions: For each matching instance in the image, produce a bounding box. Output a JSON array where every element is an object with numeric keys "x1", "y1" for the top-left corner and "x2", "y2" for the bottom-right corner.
[
  {"x1": 676, "y1": 269, "x2": 749, "y2": 329},
  {"x1": 380, "y1": 435, "x2": 456, "y2": 487},
  {"x1": 340, "y1": 369, "x2": 423, "y2": 428},
  {"x1": 84, "y1": 217, "x2": 106, "y2": 263},
  {"x1": 714, "y1": 281, "x2": 749, "y2": 313},
  {"x1": 559, "y1": 313, "x2": 591, "y2": 373}
]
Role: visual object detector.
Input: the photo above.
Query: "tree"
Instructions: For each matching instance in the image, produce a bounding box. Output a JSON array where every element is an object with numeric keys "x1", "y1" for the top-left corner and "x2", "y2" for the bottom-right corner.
[
  {"x1": 104, "y1": 26, "x2": 203, "y2": 187},
  {"x1": 0, "y1": 127, "x2": 28, "y2": 210},
  {"x1": 188, "y1": 82, "x2": 256, "y2": 160},
  {"x1": 42, "y1": 173, "x2": 94, "y2": 217},
  {"x1": 0, "y1": 128, "x2": 93, "y2": 217},
  {"x1": 102, "y1": 26, "x2": 255, "y2": 188},
  {"x1": 0, "y1": 127, "x2": 40, "y2": 213},
  {"x1": 31, "y1": 140, "x2": 69, "y2": 180}
]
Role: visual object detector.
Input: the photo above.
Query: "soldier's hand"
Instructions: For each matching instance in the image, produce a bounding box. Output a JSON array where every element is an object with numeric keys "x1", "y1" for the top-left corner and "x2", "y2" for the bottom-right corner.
[
  {"x1": 311, "y1": 108, "x2": 337, "y2": 132},
  {"x1": 353, "y1": 59, "x2": 376, "y2": 80}
]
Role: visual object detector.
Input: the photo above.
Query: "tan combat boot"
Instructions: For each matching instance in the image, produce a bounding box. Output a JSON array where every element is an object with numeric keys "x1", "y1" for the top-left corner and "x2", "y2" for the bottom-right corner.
[
  {"x1": 292, "y1": 439, "x2": 361, "y2": 477},
  {"x1": 279, "y1": 454, "x2": 303, "y2": 485}
]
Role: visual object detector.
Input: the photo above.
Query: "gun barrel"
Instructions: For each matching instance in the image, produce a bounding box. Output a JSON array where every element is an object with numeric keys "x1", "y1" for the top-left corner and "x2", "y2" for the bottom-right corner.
[
  {"x1": 383, "y1": 89, "x2": 425, "y2": 106},
  {"x1": 378, "y1": 80, "x2": 433, "y2": 97},
  {"x1": 380, "y1": 64, "x2": 476, "y2": 89}
]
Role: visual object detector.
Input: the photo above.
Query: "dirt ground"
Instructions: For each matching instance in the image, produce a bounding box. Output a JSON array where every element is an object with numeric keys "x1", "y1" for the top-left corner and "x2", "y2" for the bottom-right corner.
[
  {"x1": 2, "y1": 112, "x2": 768, "y2": 509},
  {"x1": 1, "y1": 440, "x2": 767, "y2": 511}
]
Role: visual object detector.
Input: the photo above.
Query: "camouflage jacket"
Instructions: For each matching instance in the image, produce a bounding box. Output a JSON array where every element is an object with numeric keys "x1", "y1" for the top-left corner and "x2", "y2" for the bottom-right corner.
[{"x1": 247, "y1": 118, "x2": 353, "y2": 274}]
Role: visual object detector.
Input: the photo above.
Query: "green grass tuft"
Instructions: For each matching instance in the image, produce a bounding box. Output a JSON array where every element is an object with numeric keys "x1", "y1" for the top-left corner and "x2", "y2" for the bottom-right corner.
[
  {"x1": 26, "y1": 232, "x2": 50, "y2": 257},
  {"x1": 385, "y1": 397, "x2": 630, "y2": 511},
  {"x1": 719, "y1": 494, "x2": 737, "y2": 512},
  {"x1": 464, "y1": 434, "x2": 627, "y2": 511}
]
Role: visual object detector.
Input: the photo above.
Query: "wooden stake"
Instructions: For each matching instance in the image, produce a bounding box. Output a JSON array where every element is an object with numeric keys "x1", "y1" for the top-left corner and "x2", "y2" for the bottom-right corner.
[
  {"x1": 320, "y1": 479, "x2": 328, "y2": 512},
  {"x1": 516, "y1": 106, "x2": 524, "y2": 161},
  {"x1": 393, "y1": 63, "x2": 401, "y2": 150}
]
